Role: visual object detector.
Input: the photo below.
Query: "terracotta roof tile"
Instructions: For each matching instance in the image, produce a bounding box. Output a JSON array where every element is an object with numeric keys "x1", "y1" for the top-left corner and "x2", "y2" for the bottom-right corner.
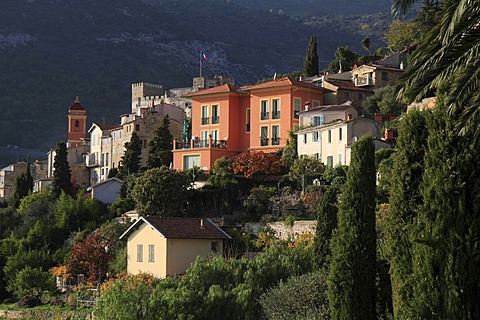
[
  {"x1": 242, "y1": 77, "x2": 327, "y2": 91},
  {"x1": 144, "y1": 216, "x2": 231, "y2": 239},
  {"x1": 185, "y1": 84, "x2": 239, "y2": 97}
]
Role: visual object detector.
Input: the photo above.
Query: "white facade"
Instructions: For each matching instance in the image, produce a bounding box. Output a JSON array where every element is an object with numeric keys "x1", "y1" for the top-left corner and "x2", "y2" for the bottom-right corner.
[{"x1": 297, "y1": 117, "x2": 380, "y2": 166}]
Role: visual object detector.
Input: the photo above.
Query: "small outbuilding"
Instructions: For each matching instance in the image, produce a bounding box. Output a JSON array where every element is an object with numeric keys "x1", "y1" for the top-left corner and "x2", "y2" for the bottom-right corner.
[
  {"x1": 89, "y1": 177, "x2": 123, "y2": 204},
  {"x1": 120, "y1": 216, "x2": 231, "y2": 278}
]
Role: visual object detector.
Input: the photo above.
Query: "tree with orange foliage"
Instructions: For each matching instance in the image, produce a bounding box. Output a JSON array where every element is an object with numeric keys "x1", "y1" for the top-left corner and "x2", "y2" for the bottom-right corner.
[
  {"x1": 67, "y1": 231, "x2": 112, "y2": 283},
  {"x1": 231, "y1": 151, "x2": 284, "y2": 179}
]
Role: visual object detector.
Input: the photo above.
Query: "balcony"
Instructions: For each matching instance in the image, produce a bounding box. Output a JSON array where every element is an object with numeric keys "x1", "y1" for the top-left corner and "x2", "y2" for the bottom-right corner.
[
  {"x1": 260, "y1": 112, "x2": 269, "y2": 120},
  {"x1": 85, "y1": 154, "x2": 99, "y2": 167},
  {"x1": 211, "y1": 116, "x2": 220, "y2": 124},
  {"x1": 271, "y1": 137, "x2": 280, "y2": 146},
  {"x1": 201, "y1": 117, "x2": 210, "y2": 125},
  {"x1": 174, "y1": 139, "x2": 228, "y2": 150},
  {"x1": 260, "y1": 138, "x2": 269, "y2": 146},
  {"x1": 272, "y1": 111, "x2": 280, "y2": 119},
  {"x1": 194, "y1": 140, "x2": 209, "y2": 148},
  {"x1": 355, "y1": 76, "x2": 374, "y2": 87}
]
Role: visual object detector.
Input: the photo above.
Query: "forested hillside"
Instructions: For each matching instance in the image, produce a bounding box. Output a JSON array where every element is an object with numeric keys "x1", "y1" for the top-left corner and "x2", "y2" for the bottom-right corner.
[{"x1": 0, "y1": 0, "x2": 392, "y2": 165}]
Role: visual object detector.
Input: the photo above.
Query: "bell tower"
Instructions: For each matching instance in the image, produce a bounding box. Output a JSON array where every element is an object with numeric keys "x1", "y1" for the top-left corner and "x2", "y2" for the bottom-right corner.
[{"x1": 67, "y1": 96, "x2": 87, "y2": 147}]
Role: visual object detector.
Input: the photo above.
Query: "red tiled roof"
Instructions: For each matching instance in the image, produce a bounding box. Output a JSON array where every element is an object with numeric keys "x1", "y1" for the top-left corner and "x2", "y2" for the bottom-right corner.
[
  {"x1": 325, "y1": 80, "x2": 373, "y2": 93},
  {"x1": 185, "y1": 84, "x2": 239, "y2": 97},
  {"x1": 97, "y1": 124, "x2": 121, "y2": 131},
  {"x1": 242, "y1": 77, "x2": 327, "y2": 91},
  {"x1": 142, "y1": 216, "x2": 231, "y2": 239},
  {"x1": 299, "y1": 101, "x2": 358, "y2": 114},
  {"x1": 69, "y1": 97, "x2": 86, "y2": 111}
]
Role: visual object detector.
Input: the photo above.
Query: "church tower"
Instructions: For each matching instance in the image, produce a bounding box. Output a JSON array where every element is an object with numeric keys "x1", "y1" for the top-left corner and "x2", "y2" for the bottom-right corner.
[{"x1": 67, "y1": 96, "x2": 87, "y2": 147}]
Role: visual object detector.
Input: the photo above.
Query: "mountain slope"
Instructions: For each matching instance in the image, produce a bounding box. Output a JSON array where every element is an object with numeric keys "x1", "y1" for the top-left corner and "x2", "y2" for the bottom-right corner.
[{"x1": 0, "y1": 0, "x2": 391, "y2": 164}]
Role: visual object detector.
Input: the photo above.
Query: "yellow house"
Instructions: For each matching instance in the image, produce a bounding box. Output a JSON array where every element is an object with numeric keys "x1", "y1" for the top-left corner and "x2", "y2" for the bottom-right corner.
[{"x1": 120, "y1": 216, "x2": 231, "y2": 278}]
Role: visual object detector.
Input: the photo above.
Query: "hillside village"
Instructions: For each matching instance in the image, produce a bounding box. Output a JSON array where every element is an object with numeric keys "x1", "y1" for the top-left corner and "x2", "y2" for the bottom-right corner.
[{"x1": 1, "y1": 1, "x2": 480, "y2": 318}]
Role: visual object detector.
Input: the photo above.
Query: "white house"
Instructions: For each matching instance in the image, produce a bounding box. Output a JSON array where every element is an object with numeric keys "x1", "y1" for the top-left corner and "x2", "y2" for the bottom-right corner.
[
  {"x1": 88, "y1": 177, "x2": 123, "y2": 204},
  {"x1": 297, "y1": 117, "x2": 383, "y2": 166}
]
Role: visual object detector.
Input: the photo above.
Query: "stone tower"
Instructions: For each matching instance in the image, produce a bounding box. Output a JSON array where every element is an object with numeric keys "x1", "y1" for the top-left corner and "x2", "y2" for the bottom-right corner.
[
  {"x1": 131, "y1": 82, "x2": 164, "y2": 114},
  {"x1": 67, "y1": 96, "x2": 87, "y2": 147}
]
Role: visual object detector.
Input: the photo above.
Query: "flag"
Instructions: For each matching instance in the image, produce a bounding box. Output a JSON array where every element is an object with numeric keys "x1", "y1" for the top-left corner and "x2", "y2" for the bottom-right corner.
[{"x1": 202, "y1": 52, "x2": 208, "y2": 60}]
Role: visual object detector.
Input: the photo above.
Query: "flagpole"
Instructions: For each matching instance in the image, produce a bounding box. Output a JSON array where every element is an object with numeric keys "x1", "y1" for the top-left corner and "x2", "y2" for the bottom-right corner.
[{"x1": 199, "y1": 51, "x2": 202, "y2": 78}]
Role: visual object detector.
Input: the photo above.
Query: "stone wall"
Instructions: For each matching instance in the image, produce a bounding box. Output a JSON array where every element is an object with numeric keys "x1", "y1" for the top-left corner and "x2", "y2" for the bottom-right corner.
[{"x1": 243, "y1": 220, "x2": 317, "y2": 241}]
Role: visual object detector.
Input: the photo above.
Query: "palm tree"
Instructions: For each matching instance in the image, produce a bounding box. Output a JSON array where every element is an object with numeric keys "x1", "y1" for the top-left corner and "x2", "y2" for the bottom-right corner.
[{"x1": 393, "y1": 0, "x2": 480, "y2": 135}]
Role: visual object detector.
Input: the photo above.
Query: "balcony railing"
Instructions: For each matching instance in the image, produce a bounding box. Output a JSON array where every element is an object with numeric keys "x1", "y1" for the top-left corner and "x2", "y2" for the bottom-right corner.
[
  {"x1": 175, "y1": 141, "x2": 191, "y2": 149},
  {"x1": 85, "y1": 154, "x2": 99, "y2": 167},
  {"x1": 271, "y1": 137, "x2": 280, "y2": 146},
  {"x1": 260, "y1": 138, "x2": 269, "y2": 146},
  {"x1": 211, "y1": 116, "x2": 220, "y2": 124},
  {"x1": 272, "y1": 111, "x2": 280, "y2": 119},
  {"x1": 201, "y1": 117, "x2": 209, "y2": 125},
  {"x1": 261, "y1": 112, "x2": 269, "y2": 120},
  {"x1": 194, "y1": 140, "x2": 209, "y2": 148},
  {"x1": 175, "y1": 139, "x2": 228, "y2": 150},
  {"x1": 355, "y1": 76, "x2": 374, "y2": 86}
]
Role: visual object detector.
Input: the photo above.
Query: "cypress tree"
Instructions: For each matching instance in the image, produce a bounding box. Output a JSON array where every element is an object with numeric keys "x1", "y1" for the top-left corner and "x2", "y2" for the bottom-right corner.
[
  {"x1": 328, "y1": 135, "x2": 377, "y2": 319},
  {"x1": 120, "y1": 131, "x2": 142, "y2": 176},
  {"x1": 384, "y1": 109, "x2": 429, "y2": 318},
  {"x1": 409, "y1": 104, "x2": 480, "y2": 318},
  {"x1": 303, "y1": 34, "x2": 319, "y2": 77},
  {"x1": 12, "y1": 163, "x2": 34, "y2": 206},
  {"x1": 52, "y1": 142, "x2": 74, "y2": 197},
  {"x1": 147, "y1": 115, "x2": 173, "y2": 169},
  {"x1": 313, "y1": 184, "x2": 338, "y2": 270}
]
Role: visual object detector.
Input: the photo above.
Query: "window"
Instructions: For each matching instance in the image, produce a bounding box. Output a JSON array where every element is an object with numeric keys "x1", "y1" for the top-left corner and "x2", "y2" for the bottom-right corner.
[
  {"x1": 105, "y1": 153, "x2": 109, "y2": 165},
  {"x1": 148, "y1": 244, "x2": 155, "y2": 262},
  {"x1": 312, "y1": 131, "x2": 319, "y2": 142},
  {"x1": 272, "y1": 125, "x2": 280, "y2": 145},
  {"x1": 211, "y1": 241, "x2": 219, "y2": 253},
  {"x1": 211, "y1": 129, "x2": 219, "y2": 144},
  {"x1": 310, "y1": 115, "x2": 324, "y2": 126},
  {"x1": 338, "y1": 154, "x2": 343, "y2": 165},
  {"x1": 246, "y1": 108, "x2": 251, "y2": 132},
  {"x1": 184, "y1": 155, "x2": 200, "y2": 170},
  {"x1": 112, "y1": 132, "x2": 116, "y2": 141},
  {"x1": 328, "y1": 130, "x2": 332, "y2": 143},
  {"x1": 327, "y1": 156, "x2": 334, "y2": 167},
  {"x1": 315, "y1": 153, "x2": 320, "y2": 160},
  {"x1": 137, "y1": 244, "x2": 143, "y2": 262},
  {"x1": 101, "y1": 153, "x2": 105, "y2": 166},
  {"x1": 75, "y1": 120, "x2": 80, "y2": 128},
  {"x1": 313, "y1": 100, "x2": 320, "y2": 108},
  {"x1": 211, "y1": 105, "x2": 219, "y2": 124},
  {"x1": 201, "y1": 105, "x2": 209, "y2": 125},
  {"x1": 303, "y1": 134, "x2": 307, "y2": 144},
  {"x1": 272, "y1": 99, "x2": 280, "y2": 119},
  {"x1": 260, "y1": 100, "x2": 269, "y2": 120},
  {"x1": 294, "y1": 98, "x2": 301, "y2": 119},
  {"x1": 135, "y1": 124, "x2": 140, "y2": 131},
  {"x1": 260, "y1": 126, "x2": 269, "y2": 146},
  {"x1": 119, "y1": 131, "x2": 122, "y2": 139},
  {"x1": 201, "y1": 131, "x2": 209, "y2": 147},
  {"x1": 339, "y1": 128, "x2": 343, "y2": 141}
]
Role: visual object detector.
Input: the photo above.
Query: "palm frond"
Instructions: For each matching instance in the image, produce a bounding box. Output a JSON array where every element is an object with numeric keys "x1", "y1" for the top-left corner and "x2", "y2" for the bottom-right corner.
[{"x1": 391, "y1": 0, "x2": 419, "y2": 18}]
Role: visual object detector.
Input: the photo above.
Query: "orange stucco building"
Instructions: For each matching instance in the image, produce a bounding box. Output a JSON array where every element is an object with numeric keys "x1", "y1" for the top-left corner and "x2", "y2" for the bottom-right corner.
[{"x1": 173, "y1": 77, "x2": 327, "y2": 171}]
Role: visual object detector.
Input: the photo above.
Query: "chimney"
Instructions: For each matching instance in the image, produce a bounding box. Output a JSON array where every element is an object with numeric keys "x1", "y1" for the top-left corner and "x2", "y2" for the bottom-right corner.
[{"x1": 305, "y1": 101, "x2": 310, "y2": 111}]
